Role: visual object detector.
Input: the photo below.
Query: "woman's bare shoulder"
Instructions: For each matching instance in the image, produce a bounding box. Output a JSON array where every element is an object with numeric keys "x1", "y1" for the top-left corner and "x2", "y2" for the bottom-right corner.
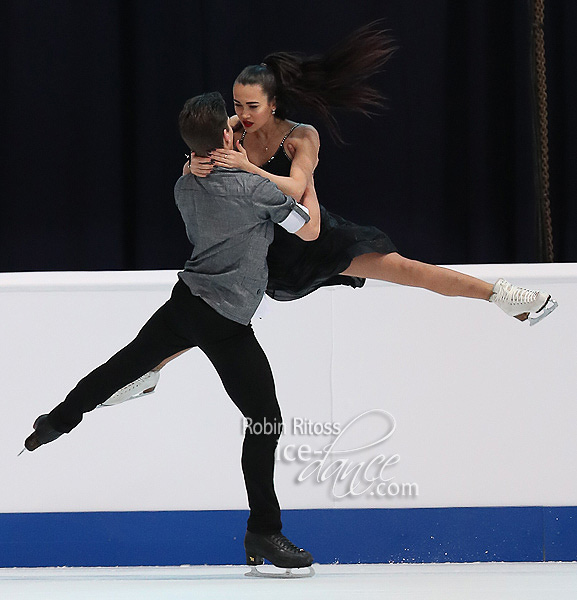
[{"x1": 291, "y1": 123, "x2": 320, "y2": 146}]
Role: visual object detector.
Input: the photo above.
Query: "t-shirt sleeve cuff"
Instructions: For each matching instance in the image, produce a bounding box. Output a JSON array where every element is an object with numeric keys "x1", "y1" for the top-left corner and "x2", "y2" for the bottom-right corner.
[{"x1": 277, "y1": 203, "x2": 310, "y2": 233}]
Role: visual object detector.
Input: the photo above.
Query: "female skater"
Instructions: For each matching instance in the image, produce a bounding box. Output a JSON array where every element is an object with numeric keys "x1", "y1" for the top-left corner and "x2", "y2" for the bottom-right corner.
[{"x1": 104, "y1": 23, "x2": 556, "y2": 405}]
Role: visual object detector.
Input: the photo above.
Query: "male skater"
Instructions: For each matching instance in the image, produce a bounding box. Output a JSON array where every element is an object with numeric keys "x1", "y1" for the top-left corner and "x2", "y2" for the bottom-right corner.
[{"x1": 23, "y1": 92, "x2": 319, "y2": 575}]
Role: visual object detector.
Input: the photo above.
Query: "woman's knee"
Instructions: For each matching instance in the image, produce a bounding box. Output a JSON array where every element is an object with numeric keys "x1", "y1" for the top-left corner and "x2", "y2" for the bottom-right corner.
[{"x1": 385, "y1": 253, "x2": 420, "y2": 279}]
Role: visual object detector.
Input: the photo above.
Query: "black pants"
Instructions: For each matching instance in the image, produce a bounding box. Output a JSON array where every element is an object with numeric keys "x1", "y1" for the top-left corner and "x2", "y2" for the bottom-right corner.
[{"x1": 47, "y1": 280, "x2": 283, "y2": 534}]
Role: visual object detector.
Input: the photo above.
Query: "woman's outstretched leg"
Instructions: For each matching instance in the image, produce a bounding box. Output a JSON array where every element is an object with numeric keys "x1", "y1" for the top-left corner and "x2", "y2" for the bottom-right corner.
[
  {"x1": 341, "y1": 252, "x2": 557, "y2": 323},
  {"x1": 341, "y1": 252, "x2": 494, "y2": 299}
]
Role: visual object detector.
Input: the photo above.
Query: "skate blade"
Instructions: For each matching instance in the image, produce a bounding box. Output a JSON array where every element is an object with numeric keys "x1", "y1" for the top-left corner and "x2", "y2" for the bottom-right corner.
[
  {"x1": 529, "y1": 298, "x2": 558, "y2": 326},
  {"x1": 245, "y1": 565, "x2": 315, "y2": 579},
  {"x1": 99, "y1": 386, "x2": 157, "y2": 408}
]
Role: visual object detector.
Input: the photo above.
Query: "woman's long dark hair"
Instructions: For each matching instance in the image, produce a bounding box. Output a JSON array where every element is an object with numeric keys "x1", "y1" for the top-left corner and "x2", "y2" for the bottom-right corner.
[{"x1": 234, "y1": 21, "x2": 396, "y2": 143}]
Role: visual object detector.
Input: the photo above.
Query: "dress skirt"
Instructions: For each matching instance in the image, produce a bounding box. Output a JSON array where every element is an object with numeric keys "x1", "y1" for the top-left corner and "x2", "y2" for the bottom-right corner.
[{"x1": 266, "y1": 204, "x2": 397, "y2": 301}]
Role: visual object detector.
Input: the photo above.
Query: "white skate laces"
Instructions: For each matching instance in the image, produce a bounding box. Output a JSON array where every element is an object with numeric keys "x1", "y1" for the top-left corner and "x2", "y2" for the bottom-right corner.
[
  {"x1": 490, "y1": 278, "x2": 558, "y2": 325},
  {"x1": 99, "y1": 371, "x2": 160, "y2": 407}
]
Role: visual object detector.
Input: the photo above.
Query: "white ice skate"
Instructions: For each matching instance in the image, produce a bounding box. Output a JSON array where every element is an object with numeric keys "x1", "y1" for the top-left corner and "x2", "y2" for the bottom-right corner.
[
  {"x1": 99, "y1": 371, "x2": 160, "y2": 407},
  {"x1": 490, "y1": 278, "x2": 558, "y2": 326}
]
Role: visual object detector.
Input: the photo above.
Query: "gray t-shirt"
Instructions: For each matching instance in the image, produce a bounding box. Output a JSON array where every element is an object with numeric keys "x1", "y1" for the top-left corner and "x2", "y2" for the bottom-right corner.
[{"x1": 175, "y1": 167, "x2": 306, "y2": 325}]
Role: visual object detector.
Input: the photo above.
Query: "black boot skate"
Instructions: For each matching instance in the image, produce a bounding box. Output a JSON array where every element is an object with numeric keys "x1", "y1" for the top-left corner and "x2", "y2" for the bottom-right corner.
[
  {"x1": 23, "y1": 415, "x2": 64, "y2": 452},
  {"x1": 244, "y1": 531, "x2": 315, "y2": 578}
]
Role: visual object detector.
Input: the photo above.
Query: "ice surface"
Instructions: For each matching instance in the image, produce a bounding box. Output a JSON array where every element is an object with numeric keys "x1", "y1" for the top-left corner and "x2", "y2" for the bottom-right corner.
[{"x1": 0, "y1": 563, "x2": 576, "y2": 600}]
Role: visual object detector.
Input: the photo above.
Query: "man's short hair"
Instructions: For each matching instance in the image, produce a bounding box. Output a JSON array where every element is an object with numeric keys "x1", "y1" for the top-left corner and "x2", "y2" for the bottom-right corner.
[{"x1": 179, "y1": 92, "x2": 228, "y2": 157}]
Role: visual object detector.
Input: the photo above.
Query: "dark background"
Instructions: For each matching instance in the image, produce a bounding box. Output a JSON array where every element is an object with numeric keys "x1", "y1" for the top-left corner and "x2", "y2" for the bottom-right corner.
[{"x1": 1, "y1": 0, "x2": 575, "y2": 272}]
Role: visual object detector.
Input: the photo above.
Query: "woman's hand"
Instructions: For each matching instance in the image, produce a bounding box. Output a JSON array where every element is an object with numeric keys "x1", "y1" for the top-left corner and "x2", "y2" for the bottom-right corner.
[
  {"x1": 183, "y1": 152, "x2": 214, "y2": 177},
  {"x1": 210, "y1": 141, "x2": 253, "y2": 172}
]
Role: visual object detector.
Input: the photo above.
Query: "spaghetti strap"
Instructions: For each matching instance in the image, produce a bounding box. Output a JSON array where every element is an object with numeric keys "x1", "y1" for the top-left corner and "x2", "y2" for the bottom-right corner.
[{"x1": 240, "y1": 123, "x2": 302, "y2": 168}]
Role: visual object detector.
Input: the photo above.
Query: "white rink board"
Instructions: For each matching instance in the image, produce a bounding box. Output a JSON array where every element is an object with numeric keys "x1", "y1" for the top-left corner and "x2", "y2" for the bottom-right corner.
[{"x1": 0, "y1": 264, "x2": 575, "y2": 513}]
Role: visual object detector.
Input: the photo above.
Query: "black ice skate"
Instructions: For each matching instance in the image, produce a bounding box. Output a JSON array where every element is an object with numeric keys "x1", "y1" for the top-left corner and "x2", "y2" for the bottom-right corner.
[
  {"x1": 21, "y1": 415, "x2": 64, "y2": 453},
  {"x1": 244, "y1": 531, "x2": 315, "y2": 579}
]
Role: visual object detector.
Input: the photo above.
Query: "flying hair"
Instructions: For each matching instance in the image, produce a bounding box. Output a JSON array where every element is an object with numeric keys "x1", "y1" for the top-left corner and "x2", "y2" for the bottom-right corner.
[{"x1": 235, "y1": 21, "x2": 397, "y2": 144}]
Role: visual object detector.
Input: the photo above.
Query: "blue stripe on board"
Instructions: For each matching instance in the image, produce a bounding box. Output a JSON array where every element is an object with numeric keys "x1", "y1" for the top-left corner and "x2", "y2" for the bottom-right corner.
[
  {"x1": 0, "y1": 506, "x2": 574, "y2": 568},
  {"x1": 544, "y1": 507, "x2": 577, "y2": 561}
]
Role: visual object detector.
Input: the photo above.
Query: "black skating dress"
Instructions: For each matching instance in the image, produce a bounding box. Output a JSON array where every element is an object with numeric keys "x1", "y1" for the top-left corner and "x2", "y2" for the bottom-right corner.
[{"x1": 242, "y1": 125, "x2": 397, "y2": 301}]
